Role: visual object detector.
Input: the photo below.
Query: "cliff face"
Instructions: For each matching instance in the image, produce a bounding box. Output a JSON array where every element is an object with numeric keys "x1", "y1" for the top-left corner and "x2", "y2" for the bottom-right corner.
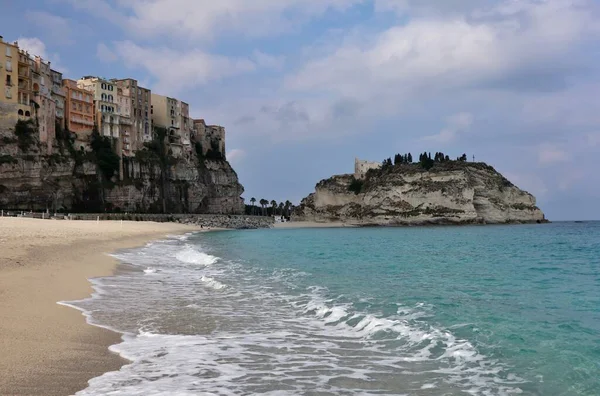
[
  {"x1": 0, "y1": 125, "x2": 244, "y2": 214},
  {"x1": 293, "y1": 162, "x2": 546, "y2": 225}
]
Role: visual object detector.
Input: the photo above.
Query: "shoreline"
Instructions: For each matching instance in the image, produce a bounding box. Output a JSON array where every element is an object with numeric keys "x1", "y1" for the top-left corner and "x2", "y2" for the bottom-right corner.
[
  {"x1": 274, "y1": 220, "x2": 550, "y2": 229},
  {"x1": 0, "y1": 218, "x2": 202, "y2": 396}
]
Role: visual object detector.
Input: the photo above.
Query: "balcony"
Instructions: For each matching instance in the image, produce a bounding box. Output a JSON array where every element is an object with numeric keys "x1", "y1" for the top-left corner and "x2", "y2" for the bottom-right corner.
[
  {"x1": 18, "y1": 69, "x2": 30, "y2": 79},
  {"x1": 119, "y1": 117, "x2": 132, "y2": 125}
]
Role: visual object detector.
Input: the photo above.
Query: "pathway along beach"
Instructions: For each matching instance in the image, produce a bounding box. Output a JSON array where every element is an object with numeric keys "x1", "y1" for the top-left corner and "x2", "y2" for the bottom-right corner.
[{"x1": 0, "y1": 217, "x2": 201, "y2": 396}]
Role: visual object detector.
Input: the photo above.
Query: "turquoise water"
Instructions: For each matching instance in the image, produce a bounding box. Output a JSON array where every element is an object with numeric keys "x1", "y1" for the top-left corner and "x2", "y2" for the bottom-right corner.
[{"x1": 73, "y1": 222, "x2": 600, "y2": 395}]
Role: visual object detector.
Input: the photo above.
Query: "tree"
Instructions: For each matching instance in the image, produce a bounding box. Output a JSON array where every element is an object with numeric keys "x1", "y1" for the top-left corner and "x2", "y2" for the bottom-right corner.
[
  {"x1": 278, "y1": 202, "x2": 284, "y2": 216},
  {"x1": 408, "y1": 153, "x2": 413, "y2": 163},
  {"x1": 394, "y1": 153, "x2": 401, "y2": 165},
  {"x1": 250, "y1": 197, "x2": 256, "y2": 215},
  {"x1": 284, "y1": 200, "x2": 292, "y2": 217},
  {"x1": 271, "y1": 200, "x2": 277, "y2": 216},
  {"x1": 260, "y1": 199, "x2": 268, "y2": 216}
]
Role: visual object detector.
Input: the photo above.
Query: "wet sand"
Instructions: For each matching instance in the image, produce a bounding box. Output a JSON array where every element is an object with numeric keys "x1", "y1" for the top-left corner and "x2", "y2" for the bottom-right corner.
[{"x1": 0, "y1": 217, "x2": 201, "y2": 396}]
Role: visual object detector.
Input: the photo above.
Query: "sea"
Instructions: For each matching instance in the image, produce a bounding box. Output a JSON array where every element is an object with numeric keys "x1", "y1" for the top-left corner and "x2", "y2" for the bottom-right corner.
[{"x1": 64, "y1": 222, "x2": 600, "y2": 396}]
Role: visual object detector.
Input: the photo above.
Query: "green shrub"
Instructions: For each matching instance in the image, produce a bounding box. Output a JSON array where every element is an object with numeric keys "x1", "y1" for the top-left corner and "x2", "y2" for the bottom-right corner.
[
  {"x1": 348, "y1": 178, "x2": 364, "y2": 195},
  {"x1": 14, "y1": 119, "x2": 37, "y2": 151},
  {"x1": 0, "y1": 155, "x2": 18, "y2": 165}
]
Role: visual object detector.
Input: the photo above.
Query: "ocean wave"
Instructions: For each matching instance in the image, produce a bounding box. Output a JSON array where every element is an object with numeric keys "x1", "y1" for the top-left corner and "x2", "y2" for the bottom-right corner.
[
  {"x1": 175, "y1": 246, "x2": 219, "y2": 266},
  {"x1": 201, "y1": 276, "x2": 226, "y2": 290}
]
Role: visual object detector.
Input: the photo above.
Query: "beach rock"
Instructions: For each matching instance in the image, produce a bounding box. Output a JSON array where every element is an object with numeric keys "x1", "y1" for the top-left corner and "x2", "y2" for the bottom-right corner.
[{"x1": 293, "y1": 162, "x2": 547, "y2": 226}]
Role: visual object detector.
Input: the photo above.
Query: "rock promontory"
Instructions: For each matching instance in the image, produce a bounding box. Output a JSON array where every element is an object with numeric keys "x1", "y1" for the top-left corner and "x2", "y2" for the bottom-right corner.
[{"x1": 293, "y1": 161, "x2": 546, "y2": 226}]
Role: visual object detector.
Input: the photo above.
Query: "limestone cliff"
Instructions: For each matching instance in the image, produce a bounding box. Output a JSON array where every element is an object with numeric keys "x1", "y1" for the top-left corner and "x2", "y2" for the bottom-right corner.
[
  {"x1": 0, "y1": 123, "x2": 244, "y2": 214},
  {"x1": 293, "y1": 162, "x2": 546, "y2": 225}
]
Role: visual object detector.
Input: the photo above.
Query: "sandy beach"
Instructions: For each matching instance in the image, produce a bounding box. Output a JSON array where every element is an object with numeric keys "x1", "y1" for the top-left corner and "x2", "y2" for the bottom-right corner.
[{"x1": 0, "y1": 217, "x2": 201, "y2": 396}]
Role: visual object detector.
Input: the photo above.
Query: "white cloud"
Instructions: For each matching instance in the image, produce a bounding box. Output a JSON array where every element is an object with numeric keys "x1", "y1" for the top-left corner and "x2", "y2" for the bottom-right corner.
[
  {"x1": 252, "y1": 51, "x2": 285, "y2": 71},
  {"x1": 226, "y1": 149, "x2": 246, "y2": 164},
  {"x1": 504, "y1": 172, "x2": 549, "y2": 197},
  {"x1": 287, "y1": 0, "x2": 599, "y2": 100},
  {"x1": 587, "y1": 133, "x2": 600, "y2": 147},
  {"x1": 96, "y1": 43, "x2": 118, "y2": 63},
  {"x1": 423, "y1": 112, "x2": 474, "y2": 143},
  {"x1": 59, "y1": 0, "x2": 365, "y2": 41},
  {"x1": 25, "y1": 11, "x2": 75, "y2": 45},
  {"x1": 538, "y1": 144, "x2": 569, "y2": 165},
  {"x1": 111, "y1": 41, "x2": 256, "y2": 94},
  {"x1": 16, "y1": 37, "x2": 68, "y2": 73}
]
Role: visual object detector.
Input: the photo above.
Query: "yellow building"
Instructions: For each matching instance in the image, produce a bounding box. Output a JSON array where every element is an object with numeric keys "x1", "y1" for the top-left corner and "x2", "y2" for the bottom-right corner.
[{"x1": 0, "y1": 36, "x2": 20, "y2": 128}]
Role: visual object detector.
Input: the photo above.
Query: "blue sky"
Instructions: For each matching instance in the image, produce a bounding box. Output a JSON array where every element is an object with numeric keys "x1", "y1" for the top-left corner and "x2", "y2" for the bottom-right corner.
[{"x1": 2, "y1": 0, "x2": 600, "y2": 220}]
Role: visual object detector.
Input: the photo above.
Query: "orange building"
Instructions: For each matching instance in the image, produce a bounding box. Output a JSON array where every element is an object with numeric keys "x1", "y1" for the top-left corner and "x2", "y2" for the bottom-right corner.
[{"x1": 63, "y1": 79, "x2": 95, "y2": 147}]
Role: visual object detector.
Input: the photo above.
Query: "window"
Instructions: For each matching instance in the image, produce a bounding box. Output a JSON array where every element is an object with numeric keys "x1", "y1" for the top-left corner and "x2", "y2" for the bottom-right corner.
[
  {"x1": 101, "y1": 105, "x2": 105, "y2": 112},
  {"x1": 108, "y1": 94, "x2": 113, "y2": 102},
  {"x1": 18, "y1": 109, "x2": 24, "y2": 116},
  {"x1": 5, "y1": 46, "x2": 11, "y2": 57},
  {"x1": 25, "y1": 111, "x2": 30, "y2": 117},
  {"x1": 109, "y1": 85, "x2": 113, "y2": 91},
  {"x1": 86, "y1": 105, "x2": 90, "y2": 113},
  {"x1": 6, "y1": 75, "x2": 11, "y2": 86},
  {"x1": 6, "y1": 60, "x2": 12, "y2": 72},
  {"x1": 78, "y1": 103, "x2": 82, "y2": 111},
  {"x1": 151, "y1": 108, "x2": 153, "y2": 115},
  {"x1": 171, "y1": 120, "x2": 174, "y2": 126},
  {"x1": 72, "y1": 91, "x2": 77, "y2": 99},
  {"x1": 101, "y1": 83, "x2": 106, "y2": 90},
  {"x1": 101, "y1": 93, "x2": 107, "y2": 101},
  {"x1": 72, "y1": 102, "x2": 76, "y2": 110}
]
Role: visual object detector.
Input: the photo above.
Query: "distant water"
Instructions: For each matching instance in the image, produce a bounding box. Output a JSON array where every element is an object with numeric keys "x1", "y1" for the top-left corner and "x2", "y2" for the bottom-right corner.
[{"x1": 67, "y1": 222, "x2": 600, "y2": 395}]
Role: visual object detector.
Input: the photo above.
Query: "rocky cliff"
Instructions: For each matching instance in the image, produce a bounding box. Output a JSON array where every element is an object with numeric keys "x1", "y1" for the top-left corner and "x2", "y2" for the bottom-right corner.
[
  {"x1": 293, "y1": 162, "x2": 546, "y2": 226},
  {"x1": 0, "y1": 122, "x2": 244, "y2": 214}
]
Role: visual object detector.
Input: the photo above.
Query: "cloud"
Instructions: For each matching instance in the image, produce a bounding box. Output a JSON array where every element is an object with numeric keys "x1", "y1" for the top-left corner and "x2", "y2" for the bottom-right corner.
[
  {"x1": 16, "y1": 37, "x2": 68, "y2": 73},
  {"x1": 538, "y1": 144, "x2": 569, "y2": 165},
  {"x1": 423, "y1": 112, "x2": 474, "y2": 143},
  {"x1": 25, "y1": 11, "x2": 75, "y2": 45},
  {"x1": 505, "y1": 172, "x2": 549, "y2": 198},
  {"x1": 587, "y1": 133, "x2": 600, "y2": 147},
  {"x1": 110, "y1": 41, "x2": 256, "y2": 94},
  {"x1": 226, "y1": 149, "x2": 246, "y2": 164},
  {"x1": 252, "y1": 51, "x2": 285, "y2": 71},
  {"x1": 59, "y1": 0, "x2": 365, "y2": 41},
  {"x1": 287, "y1": 0, "x2": 599, "y2": 100},
  {"x1": 96, "y1": 43, "x2": 118, "y2": 63}
]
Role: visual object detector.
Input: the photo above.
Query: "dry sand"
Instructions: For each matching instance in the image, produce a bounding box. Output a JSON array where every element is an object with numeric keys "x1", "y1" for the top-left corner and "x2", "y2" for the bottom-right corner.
[{"x1": 0, "y1": 217, "x2": 201, "y2": 396}]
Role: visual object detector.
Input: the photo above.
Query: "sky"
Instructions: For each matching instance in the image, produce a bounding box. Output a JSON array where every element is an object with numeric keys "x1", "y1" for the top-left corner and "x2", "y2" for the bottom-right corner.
[{"x1": 1, "y1": 0, "x2": 599, "y2": 220}]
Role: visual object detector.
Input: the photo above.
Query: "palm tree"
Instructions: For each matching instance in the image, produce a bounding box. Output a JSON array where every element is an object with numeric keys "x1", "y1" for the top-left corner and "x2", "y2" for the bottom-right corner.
[
  {"x1": 278, "y1": 202, "x2": 284, "y2": 217},
  {"x1": 250, "y1": 197, "x2": 256, "y2": 215},
  {"x1": 284, "y1": 200, "x2": 292, "y2": 217},
  {"x1": 270, "y1": 200, "x2": 277, "y2": 217},
  {"x1": 260, "y1": 199, "x2": 268, "y2": 216}
]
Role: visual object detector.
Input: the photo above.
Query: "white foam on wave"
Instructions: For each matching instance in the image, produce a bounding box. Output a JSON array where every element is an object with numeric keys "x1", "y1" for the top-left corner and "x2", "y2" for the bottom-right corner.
[
  {"x1": 143, "y1": 267, "x2": 158, "y2": 274},
  {"x1": 175, "y1": 245, "x2": 219, "y2": 266},
  {"x1": 201, "y1": 276, "x2": 226, "y2": 290}
]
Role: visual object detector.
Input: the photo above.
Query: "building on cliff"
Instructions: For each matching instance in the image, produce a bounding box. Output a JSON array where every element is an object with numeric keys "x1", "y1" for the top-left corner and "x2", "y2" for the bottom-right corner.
[
  {"x1": 0, "y1": 36, "x2": 19, "y2": 128},
  {"x1": 113, "y1": 78, "x2": 152, "y2": 149},
  {"x1": 354, "y1": 158, "x2": 382, "y2": 179},
  {"x1": 192, "y1": 119, "x2": 226, "y2": 158},
  {"x1": 63, "y1": 79, "x2": 95, "y2": 148},
  {"x1": 151, "y1": 93, "x2": 194, "y2": 159},
  {"x1": 50, "y1": 69, "x2": 65, "y2": 130},
  {"x1": 77, "y1": 76, "x2": 139, "y2": 158},
  {"x1": 32, "y1": 56, "x2": 56, "y2": 154}
]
